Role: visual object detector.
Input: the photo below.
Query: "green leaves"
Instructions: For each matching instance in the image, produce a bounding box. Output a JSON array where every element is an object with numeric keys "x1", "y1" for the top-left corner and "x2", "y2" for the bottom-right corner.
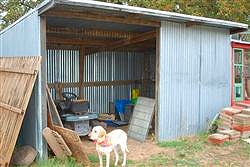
[{"x1": 0, "y1": 0, "x2": 43, "y2": 30}]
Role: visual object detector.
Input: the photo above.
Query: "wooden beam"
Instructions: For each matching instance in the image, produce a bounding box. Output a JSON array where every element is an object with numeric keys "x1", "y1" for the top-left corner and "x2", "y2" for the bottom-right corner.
[
  {"x1": 79, "y1": 47, "x2": 85, "y2": 99},
  {"x1": 0, "y1": 67, "x2": 37, "y2": 75},
  {"x1": 155, "y1": 28, "x2": 160, "y2": 141},
  {"x1": 47, "y1": 37, "x2": 112, "y2": 46},
  {"x1": 0, "y1": 102, "x2": 24, "y2": 115},
  {"x1": 47, "y1": 27, "x2": 137, "y2": 40},
  {"x1": 47, "y1": 80, "x2": 145, "y2": 88},
  {"x1": 44, "y1": 10, "x2": 160, "y2": 28},
  {"x1": 106, "y1": 30, "x2": 156, "y2": 50}
]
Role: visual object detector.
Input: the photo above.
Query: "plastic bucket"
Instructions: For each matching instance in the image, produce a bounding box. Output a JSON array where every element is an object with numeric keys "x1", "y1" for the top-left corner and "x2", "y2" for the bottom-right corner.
[{"x1": 115, "y1": 100, "x2": 130, "y2": 121}]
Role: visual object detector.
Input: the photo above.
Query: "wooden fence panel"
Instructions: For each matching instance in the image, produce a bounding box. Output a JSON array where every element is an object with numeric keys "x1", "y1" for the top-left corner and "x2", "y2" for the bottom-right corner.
[{"x1": 0, "y1": 57, "x2": 41, "y2": 167}]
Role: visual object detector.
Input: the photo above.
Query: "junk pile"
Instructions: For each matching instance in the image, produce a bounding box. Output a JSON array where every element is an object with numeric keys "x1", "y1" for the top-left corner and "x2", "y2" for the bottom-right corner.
[
  {"x1": 45, "y1": 86, "x2": 90, "y2": 166},
  {"x1": 208, "y1": 106, "x2": 250, "y2": 145}
]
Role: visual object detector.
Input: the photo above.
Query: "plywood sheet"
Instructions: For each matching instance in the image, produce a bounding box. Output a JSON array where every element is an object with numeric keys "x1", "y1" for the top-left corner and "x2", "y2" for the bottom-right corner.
[
  {"x1": 46, "y1": 85, "x2": 63, "y2": 127},
  {"x1": 53, "y1": 125, "x2": 90, "y2": 166},
  {"x1": 128, "y1": 97, "x2": 155, "y2": 142},
  {"x1": 0, "y1": 56, "x2": 41, "y2": 167},
  {"x1": 43, "y1": 127, "x2": 72, "y2": 159}
]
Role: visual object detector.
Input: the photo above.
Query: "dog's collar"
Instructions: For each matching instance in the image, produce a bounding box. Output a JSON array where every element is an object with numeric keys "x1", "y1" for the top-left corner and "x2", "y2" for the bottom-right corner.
[{"x1": 94, "y1": 135, "x2": 112, "y2": 147}]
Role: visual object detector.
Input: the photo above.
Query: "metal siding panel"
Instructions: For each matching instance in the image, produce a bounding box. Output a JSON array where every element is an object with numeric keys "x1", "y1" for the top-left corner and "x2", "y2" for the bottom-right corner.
[
  {"x1": 81, "y1": 50, "x2": 144, "y2": 114},
  {"x1": 47, "y1": 49, "x2": 80, "y2": 98},
  {"x1": 0, "y1": 11, "x2": 40, "y2": 56},
  {"x1": 158, "y1": 21, "x2": 231, "y2": 141},
  {"x1": 199, "y1": 27, "x2": 231, "y2": 130}
]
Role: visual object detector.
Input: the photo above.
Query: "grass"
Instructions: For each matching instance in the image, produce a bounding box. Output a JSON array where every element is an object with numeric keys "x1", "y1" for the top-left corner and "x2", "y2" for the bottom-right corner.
[
  {"x1": 36, "y1": 157, "x2": 81, "y2": 167},
  {"x1": 19, "y1": 132, "x2": 250, "y2": 167},
  {"x1": 156, "y1": 132, "x2": 209, "y2": 167},
  {"x1": 158, "y1": 132, "x2": 208, "y2": 153}
]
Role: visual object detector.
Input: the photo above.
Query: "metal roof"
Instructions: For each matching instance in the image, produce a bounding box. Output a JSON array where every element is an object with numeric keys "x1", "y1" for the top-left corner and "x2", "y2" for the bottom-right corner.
[
  {"x1": 0, "y1": 0, "x2": 248, "y2": 35},
  {"x1": 39, "y1": 0, "x2": 248, "y2": 31}
]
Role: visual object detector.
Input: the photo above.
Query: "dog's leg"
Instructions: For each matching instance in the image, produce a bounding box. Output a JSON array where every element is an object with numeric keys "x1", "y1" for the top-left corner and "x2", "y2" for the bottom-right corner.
[
  {"x1": 98, "y1": 151, "x2": 103, "y2": 167},
  {"x1": 120, "y1": 144, "x2": 127, "y2": 167},
  {"x1": 114, "y1": 145, "x2": 119, "y2": 166},
  {"x1": 105, "y1": 152, "x2": 110, "y2": 167}
]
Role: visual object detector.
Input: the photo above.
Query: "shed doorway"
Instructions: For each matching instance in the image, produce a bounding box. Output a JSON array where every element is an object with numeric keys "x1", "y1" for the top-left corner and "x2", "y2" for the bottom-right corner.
[{"x1": 42, "y1": 8, "x2": 159, "y2": 137}]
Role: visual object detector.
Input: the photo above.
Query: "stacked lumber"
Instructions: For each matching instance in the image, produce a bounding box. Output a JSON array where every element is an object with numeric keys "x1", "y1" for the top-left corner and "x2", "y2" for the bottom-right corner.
[
  {"x1": 218, "y1": 112, "x2": 233, "y2": 130},
  {"x1": 223, "y1": 107, "x2": 242, "y2": 116},
  {"x1": 208, "y1": 133, "x2": 229, "y2": 144},
  {"x1": 217, "y1": 129, "x2": 241, "y2": 141},
  {"x1": 232, "y1": 113, "x2": 250, "y2": 138},
  {"x1": 217, "y1": 107, "x2": 242, "y2": 130}
]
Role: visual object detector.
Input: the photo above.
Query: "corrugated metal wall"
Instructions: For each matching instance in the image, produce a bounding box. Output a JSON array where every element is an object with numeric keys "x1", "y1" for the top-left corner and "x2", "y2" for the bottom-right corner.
[
  {"x1": 47, "y1": 49, "x2": 148, "y2": 114},
  {"x1": 158, "y1": 21, "x2": 231, "y2": 141},
  {"x1": 0, "y1": 11, "x2": 40, "y2": 56},
  {"x1": 0, "y1": 11, "x2": 47, "y2": 159},
  {"x1": 84, "y1": 51, "x2": 145, "y2": 113},
  {"x1": 47, "y1": 49, "x2": 80, "y2": 97}
]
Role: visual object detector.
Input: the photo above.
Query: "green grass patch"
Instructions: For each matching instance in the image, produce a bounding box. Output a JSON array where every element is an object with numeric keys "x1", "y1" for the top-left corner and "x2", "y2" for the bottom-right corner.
[
  {"x1": 136, "y1": 154, "x2": 170, "y2": 167},
  {"x1": 158, "y1": 137, "x2": 204, "y2": 153},
  {"x1": 88, "y1": 154, "x2": 99, "y2": 163},
  {"x1": 36, "y1": 157, "x2": 81, "y2": 167},
  {"x1": 174, "y1": 157, "x2": 200, "y2": 167}
]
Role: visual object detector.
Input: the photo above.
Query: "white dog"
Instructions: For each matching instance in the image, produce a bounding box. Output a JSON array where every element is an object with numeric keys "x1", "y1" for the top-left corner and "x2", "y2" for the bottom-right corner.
[{"x1": 88, "y1": 126, "x2": 129, "y2": 167}]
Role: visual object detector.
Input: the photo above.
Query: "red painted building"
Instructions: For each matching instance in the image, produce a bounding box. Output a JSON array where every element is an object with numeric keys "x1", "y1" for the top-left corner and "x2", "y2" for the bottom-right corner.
[{"x1": 231, "y1": 40, "x2": 250, "y2": 106}]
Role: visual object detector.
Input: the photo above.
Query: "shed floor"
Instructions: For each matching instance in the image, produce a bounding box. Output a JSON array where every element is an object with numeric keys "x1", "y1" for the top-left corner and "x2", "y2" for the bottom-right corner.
[{"x1": 81, "y1": 126, "x2": 172, "y2": 162}]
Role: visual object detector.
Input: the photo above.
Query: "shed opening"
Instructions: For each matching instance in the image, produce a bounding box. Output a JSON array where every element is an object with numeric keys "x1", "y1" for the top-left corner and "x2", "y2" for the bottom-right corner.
[{"x1": 42, "y1": 6, "x2": 159, "y2": 136}]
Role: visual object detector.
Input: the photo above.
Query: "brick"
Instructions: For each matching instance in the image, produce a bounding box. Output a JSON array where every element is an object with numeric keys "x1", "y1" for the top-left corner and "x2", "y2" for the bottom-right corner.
[
  {"x1": 241, "y1": 108, "x2": 250, "y2": 115},
  {"x1": 217, "y1": 129, "x2": 240, "y2": 138},
  {"x1": 222, "y1": 107, "x2": 241, "y2": 116},
  {"x1": 208, "y1": 133, "x2": 229, "y2": 145}
]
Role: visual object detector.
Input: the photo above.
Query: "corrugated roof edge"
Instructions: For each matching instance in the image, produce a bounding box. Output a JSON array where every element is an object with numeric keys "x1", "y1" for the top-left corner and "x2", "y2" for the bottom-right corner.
[
  {"x1": 51, "y1": 0, "x2": 248, "y2": 31},
  {"x1": 0, "y1": 0, "x2": 55, "y2": 35}
]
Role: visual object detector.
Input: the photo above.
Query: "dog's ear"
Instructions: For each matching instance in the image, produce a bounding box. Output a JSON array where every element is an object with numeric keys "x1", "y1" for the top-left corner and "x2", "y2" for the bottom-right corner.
[{"x1": 98, "y1": 127, "x2": 106, "y2": 138}]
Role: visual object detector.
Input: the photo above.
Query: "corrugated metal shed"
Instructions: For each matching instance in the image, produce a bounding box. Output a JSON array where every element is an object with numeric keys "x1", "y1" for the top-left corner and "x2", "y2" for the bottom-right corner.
[
  {"x1": 0, "y1": 0, "x2": 248, "y2": 160},
  {"x1": 158, "y1": 21, "x2": 231, "y2": 141}
]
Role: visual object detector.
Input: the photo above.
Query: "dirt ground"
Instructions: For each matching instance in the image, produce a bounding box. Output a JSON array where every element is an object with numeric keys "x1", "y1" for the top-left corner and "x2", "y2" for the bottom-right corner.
[
  {"x1": 81, "y1": 125, "x2": 250, "y2": 166},
  {"x1": 81, "y1": 126, "x2": 173, "y2": 162}
]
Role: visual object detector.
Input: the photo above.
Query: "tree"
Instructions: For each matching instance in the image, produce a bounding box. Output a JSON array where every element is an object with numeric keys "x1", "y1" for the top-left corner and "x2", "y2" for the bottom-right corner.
[{"x1": 0, "y1": 0, "x2": 43, "y2": 30}]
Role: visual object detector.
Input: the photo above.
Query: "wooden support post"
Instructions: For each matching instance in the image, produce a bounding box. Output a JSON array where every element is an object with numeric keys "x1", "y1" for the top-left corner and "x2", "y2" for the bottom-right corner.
[
  {"x1": 155, "y1": 28, "x2": 160, "y2": 141},
  {"x1": 79, "y1": 47, "x2": 85, "y2": 99}
]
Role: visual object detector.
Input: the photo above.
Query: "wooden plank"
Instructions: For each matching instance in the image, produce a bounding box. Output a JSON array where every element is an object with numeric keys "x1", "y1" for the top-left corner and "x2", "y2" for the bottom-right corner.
[
  {"x1": 44, "y1": 10, "x2": 160, "y2": 28},
  {"x1": 79, "y1": 47, "x2": 85, "y2": 99},
  {"x1": 0, "y1": 56, "x2": 41, "y2": 167},
  {"x1": 128, "y1": 97, "x2": 155, "y2": 142},
  {"x1": 0, "y1": 102, "x2": 23, "y2": 114},
  {"x1": 47, "y1": 80, "x2": 143, "y2": 89},
  {"x1": 47, "y1": 37, "x2": 112, "y2": 46},
  {"x1": 43, "y1": 127, "x2": 72, "y2": 159},
  {"x1": 53, "y1": 125, "x2": 90, "y2": 166},
  {"x1": 106, "y1": 30, "x2": 156, "y2": 50},
  {"x1": 0, "y1": 67, "x2": 37, "y2": 75},
  {"x1": 46, "y1": 86, "x2": 63, "y2": 127},
  {"x1": 47, "y1": 27, "x2": 137, "y2": 40},
  {"x1": 155, "y1": 28, "x2": 160, "y2": 140}
]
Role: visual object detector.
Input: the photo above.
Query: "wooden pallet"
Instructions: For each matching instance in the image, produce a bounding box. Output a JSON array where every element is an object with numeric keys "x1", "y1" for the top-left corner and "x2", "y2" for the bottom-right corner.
[{"x1": 0, "y1": 57, "x2": 41, "y2": 167}]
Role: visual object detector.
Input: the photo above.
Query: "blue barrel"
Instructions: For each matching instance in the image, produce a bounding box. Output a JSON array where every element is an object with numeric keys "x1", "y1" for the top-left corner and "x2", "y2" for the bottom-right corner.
[{"x1": 115, "y1": 100, "x2": 130, "y2": 121}]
